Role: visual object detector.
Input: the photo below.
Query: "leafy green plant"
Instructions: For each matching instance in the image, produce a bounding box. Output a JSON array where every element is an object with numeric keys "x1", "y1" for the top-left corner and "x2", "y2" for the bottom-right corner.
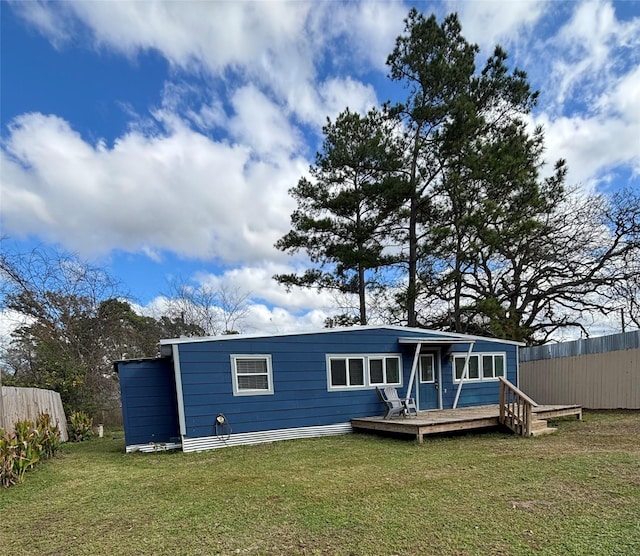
[
  {"x1": 36, "y1": 413, "x2": 61, "y2": 459},
  {"x1": 68, "y1": 411, "x2": 94, "y2": 442},
  {"x1": 12, "y1": 420, "x2": 41, "y2": 483},
  {"x1": 1, "y1": 420, "x2": 40, "y2": 486},
  {"x1": 0, "y1": 428, "x2": 19, "y2": 487},
  {"x1": 1, "y1": 413, "x2": 61, "y2": 488}
]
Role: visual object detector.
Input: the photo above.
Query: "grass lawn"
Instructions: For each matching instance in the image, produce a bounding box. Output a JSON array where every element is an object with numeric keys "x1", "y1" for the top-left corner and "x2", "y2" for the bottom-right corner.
[{"x1": 1, "y1": 411, "x2": 639, "y2": 555}]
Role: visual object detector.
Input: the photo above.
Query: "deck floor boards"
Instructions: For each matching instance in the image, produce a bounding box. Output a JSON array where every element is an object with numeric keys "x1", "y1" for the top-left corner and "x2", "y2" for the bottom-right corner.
[{"x1": 351, "y1": 404, "x2": 582, "y2": 442}]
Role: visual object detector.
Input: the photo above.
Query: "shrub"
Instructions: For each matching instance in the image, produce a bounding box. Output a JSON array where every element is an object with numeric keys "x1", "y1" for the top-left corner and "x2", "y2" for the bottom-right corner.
[
  {"x1": 1, "y1": 413, "x2": 61, "y2": 488},
  {"x1": 13, "y1": 420, "x2": 41, "y2": 483},
  {"x1": 0, "y1": 428, "x2": 19, "y2": 487},
  {"x1": 69, "y1": 411, "x2": 94, "y2": 442},
  {"x1": 36, "y1": 413, "x2": 62, "y2": 459}
]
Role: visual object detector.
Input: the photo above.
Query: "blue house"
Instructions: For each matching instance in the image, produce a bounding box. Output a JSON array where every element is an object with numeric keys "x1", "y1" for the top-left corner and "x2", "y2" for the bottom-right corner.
[{"x1": 116, "y1": 326, "x2": 524, "y2": 452}]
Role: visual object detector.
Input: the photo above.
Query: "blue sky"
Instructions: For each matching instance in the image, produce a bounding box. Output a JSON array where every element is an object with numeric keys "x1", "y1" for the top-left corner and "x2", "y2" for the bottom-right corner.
[{"x1": 1, "y1": 0, "x2": 639, "y2": 336}]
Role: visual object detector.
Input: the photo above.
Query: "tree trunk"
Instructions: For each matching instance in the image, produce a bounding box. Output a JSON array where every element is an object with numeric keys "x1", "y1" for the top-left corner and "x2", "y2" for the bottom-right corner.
[{"x1": 358, "y1": 264, "x2": 367, "y2": 325}]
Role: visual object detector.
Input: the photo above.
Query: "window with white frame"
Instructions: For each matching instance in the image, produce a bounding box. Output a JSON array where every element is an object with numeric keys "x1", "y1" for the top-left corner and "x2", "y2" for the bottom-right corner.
[
  {"x1": 482, "y1": 354, "x2": 505, "y2": 379},
  {"x1": 369, "y1": 357, "x2": 401, "y2": 385},
  {"x1": 328, "y1": 357, "x2": 365, "y2": 388},
  {"x1": 327, "y1": 354, "x2": 402, "y2": 390},
  {"x1": 453, "y1": 353, "x2": 505, "y2": 382},
  {"x1": 231, "y1": 355, "x2": 273, "y2": 396}
]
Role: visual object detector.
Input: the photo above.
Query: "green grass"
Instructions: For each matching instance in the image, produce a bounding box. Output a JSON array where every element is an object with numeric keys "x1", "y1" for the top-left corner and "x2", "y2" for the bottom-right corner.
[{"x1": 1, "y1": 411, "x2": 639, "y2": 555}]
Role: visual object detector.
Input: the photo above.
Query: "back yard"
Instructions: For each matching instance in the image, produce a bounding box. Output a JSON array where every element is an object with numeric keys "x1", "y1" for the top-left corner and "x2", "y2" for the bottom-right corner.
[{"x1": 1, "y1": 411, "x2": 638, "y2": 555}]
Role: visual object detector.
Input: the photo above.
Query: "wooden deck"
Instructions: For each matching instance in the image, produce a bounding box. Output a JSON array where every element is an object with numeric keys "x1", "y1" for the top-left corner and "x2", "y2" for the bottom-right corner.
[{"x1": 351, "y1": 404, "x2": 582, "y2": 443}]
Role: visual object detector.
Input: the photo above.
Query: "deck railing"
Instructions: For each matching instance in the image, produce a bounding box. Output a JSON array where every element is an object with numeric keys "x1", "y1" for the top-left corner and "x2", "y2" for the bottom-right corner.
[{"x1": 499, "y1": 377, "x2": 538, "y2": 436}]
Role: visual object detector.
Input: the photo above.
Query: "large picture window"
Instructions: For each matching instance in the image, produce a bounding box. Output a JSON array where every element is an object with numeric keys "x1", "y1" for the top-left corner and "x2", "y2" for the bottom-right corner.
[
  {"x1": 453, "y1": 353, "x2": 505, "y2": 382},
  {"x1": 327, "y1": 354, "x2": 402, "y2": 390},
  {"x1": 231, "y1": 355, "x2": 274, "y2": 396}
]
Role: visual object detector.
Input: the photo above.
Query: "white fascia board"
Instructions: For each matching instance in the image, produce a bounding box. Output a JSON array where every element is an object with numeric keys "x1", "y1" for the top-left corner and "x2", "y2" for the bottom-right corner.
[
  {"x1": 397, "y1": 338, "x2": 475, "y2": 345},
  {"x1": 159, "y1": 325, "x2": 525, "y2": 347}
]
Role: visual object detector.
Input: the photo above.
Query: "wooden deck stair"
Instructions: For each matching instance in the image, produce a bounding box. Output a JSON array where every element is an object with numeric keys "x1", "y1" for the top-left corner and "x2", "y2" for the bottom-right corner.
[
  {"x1": 529, "y1": 418, "x2": 557, "y2": 436},
  {"x1": 499, "y1": 377, "x2": 559, "y2": 436}
]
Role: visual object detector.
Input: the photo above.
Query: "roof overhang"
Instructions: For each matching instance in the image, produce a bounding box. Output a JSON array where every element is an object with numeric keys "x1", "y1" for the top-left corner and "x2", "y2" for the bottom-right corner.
[
  {"x1": 157, "y1": 325, "x2": 525, "y2": 347},
  {"x1": 397, "y1": 337, "x2": 475, "y2": 346}
]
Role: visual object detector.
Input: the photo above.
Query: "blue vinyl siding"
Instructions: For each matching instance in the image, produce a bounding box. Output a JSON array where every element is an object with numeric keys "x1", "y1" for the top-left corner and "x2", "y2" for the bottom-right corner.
[
  {"x1": 118, "y1": 359, "x2": 180, "y2": 446},
  {"x1": 116, "y1": 327, "x2": 521, "y2": 446},
  {"x1": 175, "y1": 328, "x2": 519, "y2": 439},
  {"x1": 178, "y1": 329, "x2": 408, "y2": 438},
  {"x1": 440, "y1": 340, "x2": 518, "y2": 408}
]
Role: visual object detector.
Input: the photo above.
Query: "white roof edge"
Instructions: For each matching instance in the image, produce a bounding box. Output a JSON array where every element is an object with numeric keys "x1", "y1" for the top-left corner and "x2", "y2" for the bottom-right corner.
[
  {"x1": 159, "y1": 324, "x2": 525, "y2": 347},
  {"x1": 397, "y1": 337, "x2": 475, "y2": 345}
]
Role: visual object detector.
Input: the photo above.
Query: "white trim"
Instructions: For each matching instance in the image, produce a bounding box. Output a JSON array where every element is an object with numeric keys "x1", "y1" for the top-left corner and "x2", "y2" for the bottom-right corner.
[
  {"x1": 326, "y1": 353, "x2": 403, "y2": 391},
  {"x1": 437, "y1": 350, "x2": 443, "y2": 409},
  {"x1": 326, "y1": 355, "x2": 367, "y2": 390},
  {"x1": 171, "y1": 344, "x2": 187, "y2": 437},
  {"x1": 159, "y1": 325, "x2": 526, "y2": 347},
  {"x1": 181, "y1": 423, "x2": 352, "y2": 452},
  {"x1": 368, "y1": 355, "x2": 402, "y2": 387},
  {"x1": 230, "y1": 354, "x2": 274, "y2": 396},
  {"x1": 126, "y1": 442, "x2": 182, "y2": 454},
  {"x1": 452, "y1": 352, "x2": 507, "y2": 383},
  {"x1": 453, "y1": 343, "x2": 475, "y2": 409},
  {"x1": 398, "y1": 338, "x2": 475, "y2": 345},
  {"x1": 406, "y1": 343, "x2": 421, "y2": 403}
]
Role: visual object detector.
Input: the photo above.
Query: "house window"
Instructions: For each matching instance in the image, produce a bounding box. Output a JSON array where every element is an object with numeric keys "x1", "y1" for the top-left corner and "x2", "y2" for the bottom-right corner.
[
  {"x1": 419, "y1": 354, "x2": 435, "y2": 383},
  {"x1": 369, "y1": 357, "x2": 401, "y2": 385},
  {"x1": 327, "y1": 354, "x2": 402, "y2": 390},
  {"x1": 482, "y1": 354, "x2": 505, "y2": 379},
  {"x1": 453, "y1": 353, "x2": 505, "y2": 382},
  {"x1": 329, "y1": 357, "x2": 365, "y2": 388},
  {"x1": 231, "y1": 355, "x2": 273, "y2": 396}
]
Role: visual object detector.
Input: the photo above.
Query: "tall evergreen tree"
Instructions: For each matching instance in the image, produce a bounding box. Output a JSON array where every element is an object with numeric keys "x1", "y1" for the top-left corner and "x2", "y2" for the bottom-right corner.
[{"x1": 274, "y1": 108, "x2": 404, "y2": 324}]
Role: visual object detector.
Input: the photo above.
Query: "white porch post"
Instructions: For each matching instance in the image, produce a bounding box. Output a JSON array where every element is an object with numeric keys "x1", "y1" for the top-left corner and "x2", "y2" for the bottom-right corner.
[
  {"x1": 452, "y1": 342, "x2": 475, "y2": 409},
  {"x1": 406, "y1": 342, "x2": 422, "y2": 404}
]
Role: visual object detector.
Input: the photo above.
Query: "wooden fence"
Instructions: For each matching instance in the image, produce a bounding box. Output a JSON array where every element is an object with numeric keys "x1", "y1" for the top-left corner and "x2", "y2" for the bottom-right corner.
[
  {"x1": 520, "y1": 331, "x2": 640, "y2": 409},
  {"x1": 0, "y1": 386, "x2": 69, "y2": 441}
]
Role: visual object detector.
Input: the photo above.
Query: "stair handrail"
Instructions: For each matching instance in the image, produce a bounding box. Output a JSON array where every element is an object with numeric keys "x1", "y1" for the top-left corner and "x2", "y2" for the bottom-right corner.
[{"x1": 499, "y1": 377, "x2": 538, "y2": 436}]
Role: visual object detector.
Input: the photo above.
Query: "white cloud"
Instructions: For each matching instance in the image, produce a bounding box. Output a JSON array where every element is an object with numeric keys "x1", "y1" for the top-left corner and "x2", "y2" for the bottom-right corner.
[
  {"x1": 536, "y1": 108, "x2": 640, "y2": 192},
  {"x1": 193, "y1": 263, "x2": 340, "y2": 313},
  {"x1": 228, "y1": 85, "x2": 300, "y2": 158},
  {"x1": 136, "y1": 285, "x2": 335, "y2": 337},
  {"x1": 10, "y1": 0, "x2": 72, "y2": 47},
  {"x1": 1, "y1": 111, "x2": 305, "y2": 263},
  {"x1": 243, "y1": 304, "x2": 329, "y2": 335},
  {"x1": 319, "y1": 1, "x2": 408, "y2": 71},
  {"x1": 0, "y1": 309, "x2": 32, "y2": 350},
  {"x1": 548, "y1": 0, "x2": 640, "y2": 110},
  {"x1": 318, "y1": 78, "x2": 378, "y2": 122},
  {"x1": 448, "y1": 0, "x2": 548, "y2": 54},
  {"x1": 12, "y1": 0, "x2": 382, "y2": 131},
  {"x1": 529, "y1": 3, "x2": 640, "y2": 192}
]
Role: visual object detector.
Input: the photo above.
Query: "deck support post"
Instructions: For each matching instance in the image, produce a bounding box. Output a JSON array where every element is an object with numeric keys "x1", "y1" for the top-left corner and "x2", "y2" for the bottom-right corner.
[
  {"x1": 406, "y1": 343, "x2": 422, "y2": 406},
  {"x1": 452, "y1": 342, "x2": 474, "y2": 409}
]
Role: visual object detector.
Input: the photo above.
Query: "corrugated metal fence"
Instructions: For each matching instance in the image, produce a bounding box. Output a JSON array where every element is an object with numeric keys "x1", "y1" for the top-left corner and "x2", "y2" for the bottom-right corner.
[
  {"x1": 520, "y1": 330, "x2": 640, "y2": 409},
  {"x1": 0, "y1": 386, "x2": 69, "y2": 441}
]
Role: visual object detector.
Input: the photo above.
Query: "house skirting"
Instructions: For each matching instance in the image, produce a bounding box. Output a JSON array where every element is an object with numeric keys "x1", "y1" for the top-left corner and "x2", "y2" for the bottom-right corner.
[
  {"x1": 181, "y1": 422, "x2": 353, "y2": 453},
  {"x1": 126, "y1": 441, "x2": 182, "y2": 453}
]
